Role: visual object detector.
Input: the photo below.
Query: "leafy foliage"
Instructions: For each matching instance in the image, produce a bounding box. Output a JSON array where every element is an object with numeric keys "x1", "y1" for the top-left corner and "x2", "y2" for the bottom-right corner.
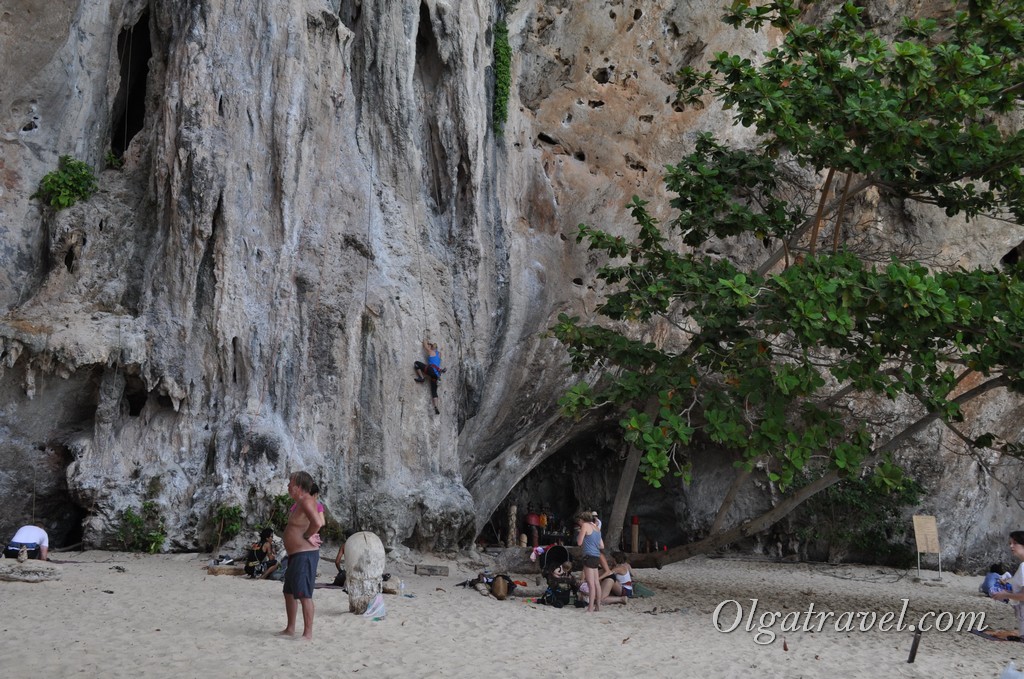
[
  {"x1": 678, "y1": 0, "x2": 1024, "y2": 226},
  {"x1": 492, "y1": 21, "x2": 512, "y2": 135},
  {"x1": 554, "y1": 0, "x2": 1024, "y2": 512},
  {"x1": 791, "y1": 472, "x2": 923, "y2": 566},
  {"x1": 269, "y1": 493, "x2": 293, "y2": 532},
  {"x1": 105, "y1": 150, "x2": 124, "y2": 170},
  {"x1": 118, "y1": 501, "x2": 166, "y2": 553},
  {"x1": 213, "y1": 504, "x2": 244, "y2": 543},
  {"x1": 34, "y1": 155, "x2": 98, "y2": 209}
]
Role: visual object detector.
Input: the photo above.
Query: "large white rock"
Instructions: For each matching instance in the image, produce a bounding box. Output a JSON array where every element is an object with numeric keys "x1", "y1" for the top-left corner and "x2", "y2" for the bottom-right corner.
[{"x1": 344, "y1": 531, "x2": 385, "y2": 614}]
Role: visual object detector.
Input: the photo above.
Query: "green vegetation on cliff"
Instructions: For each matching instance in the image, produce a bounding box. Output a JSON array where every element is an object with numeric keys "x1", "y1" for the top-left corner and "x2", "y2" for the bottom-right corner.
[
  {"x1": 34, "y1": 155, "x2": 98, "y2": 209},
  {"x1": 493, "y1": 20, "x2": 512, "y2": 135}
]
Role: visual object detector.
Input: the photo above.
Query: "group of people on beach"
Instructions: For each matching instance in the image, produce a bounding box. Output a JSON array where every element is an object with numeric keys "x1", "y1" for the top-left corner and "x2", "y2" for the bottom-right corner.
[
  {"x1": 575, "y1": 510, "x2": 633, "y2": 612},
  {"x1": 10, "y1": 466, "x2": 1024, "y2": 642}
]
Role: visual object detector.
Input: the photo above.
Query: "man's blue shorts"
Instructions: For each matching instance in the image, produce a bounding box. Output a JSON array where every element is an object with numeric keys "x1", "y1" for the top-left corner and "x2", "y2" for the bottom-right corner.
[{"x1": 283, "y1": 549, "x2": 318, "y2": 599}]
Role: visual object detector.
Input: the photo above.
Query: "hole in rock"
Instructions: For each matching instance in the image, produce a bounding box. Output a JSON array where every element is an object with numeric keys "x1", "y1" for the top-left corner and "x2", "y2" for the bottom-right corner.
[
  {"x1": 592, "y1": 68, "x2": 611, "y2": 84},
  {"x1": 39, "y1": 443, "x2": 88, "y2": 549},
  {"x1": 337, "y1": 0, "x2": 362, "y2": 31},
  {"x1": 1001, "y1": 240, "x2": 1024, "y2": 268},
  {"x1": 123, "y1": 375, "x2": 148, "y2": 416},
  {"x1": 110, "y1": 10, "x2": 152, "y2": 157}
]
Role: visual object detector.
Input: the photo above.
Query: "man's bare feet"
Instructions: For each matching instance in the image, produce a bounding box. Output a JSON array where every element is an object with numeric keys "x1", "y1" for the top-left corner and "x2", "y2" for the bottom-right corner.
[{"x1": 276, "y1": 629, "x2": 295, "y2": 637}]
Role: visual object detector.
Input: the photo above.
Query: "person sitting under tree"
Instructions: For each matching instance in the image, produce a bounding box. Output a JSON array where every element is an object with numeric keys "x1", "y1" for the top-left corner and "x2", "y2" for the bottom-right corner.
[{"x1": 413, "y1": 339, "x2": 444, "y2": 414}]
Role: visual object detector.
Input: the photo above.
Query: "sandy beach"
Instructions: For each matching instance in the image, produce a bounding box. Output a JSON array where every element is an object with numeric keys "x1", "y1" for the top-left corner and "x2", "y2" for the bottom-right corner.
[{"x1": 1, "y1": 550, "x2": 1020, "y2": 678}]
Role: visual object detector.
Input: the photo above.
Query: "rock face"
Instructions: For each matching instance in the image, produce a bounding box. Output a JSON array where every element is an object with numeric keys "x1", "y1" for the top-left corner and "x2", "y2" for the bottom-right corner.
[{"x1": 0, "y1": 0, "x2": 1022, "y2": 570}]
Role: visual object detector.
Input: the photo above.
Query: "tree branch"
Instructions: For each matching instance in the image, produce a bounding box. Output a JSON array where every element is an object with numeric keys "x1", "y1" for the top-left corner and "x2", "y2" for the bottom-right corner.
[
  {"x1": 757, "y1": 178, "x2": 875, "y2": 276},
  {"x1": 709, "y1": 467, "x2": 752, "y2": 534},
  {"x1": 808, "y1": 167, "x2": 836, "y2": 257},
  {"x1": 630, "y1": 374, "x2": 1011, "y2": 568}
]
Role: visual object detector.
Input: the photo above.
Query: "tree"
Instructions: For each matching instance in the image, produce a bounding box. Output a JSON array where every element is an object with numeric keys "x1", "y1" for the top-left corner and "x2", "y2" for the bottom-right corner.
[{"x1": 553, "y1": 0, "x2": 1024, "y2": 567}]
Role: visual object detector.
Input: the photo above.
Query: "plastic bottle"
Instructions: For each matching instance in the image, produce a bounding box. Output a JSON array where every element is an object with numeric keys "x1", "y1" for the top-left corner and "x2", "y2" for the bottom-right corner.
[{"x1": 399, "y1": 579, "x2": 406, "y2": 597}]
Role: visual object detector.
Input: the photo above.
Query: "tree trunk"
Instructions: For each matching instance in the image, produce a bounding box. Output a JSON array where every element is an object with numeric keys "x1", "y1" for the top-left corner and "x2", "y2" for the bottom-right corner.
[{"x1": 605, "y1": 443, "x2": 644, "y2": 553}]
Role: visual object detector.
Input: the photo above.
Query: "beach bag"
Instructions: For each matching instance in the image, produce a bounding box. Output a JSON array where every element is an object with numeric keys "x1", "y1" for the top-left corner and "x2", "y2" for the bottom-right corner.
[
  {"x1": 543, "y1": 583, "x2": 572, "y2": 608},
  {"x1": 491, "y1": 576, "x2": 508, "y2": 600},
  {"x1": 488, "y1": 574, "x2": 515, "y2": 600}
]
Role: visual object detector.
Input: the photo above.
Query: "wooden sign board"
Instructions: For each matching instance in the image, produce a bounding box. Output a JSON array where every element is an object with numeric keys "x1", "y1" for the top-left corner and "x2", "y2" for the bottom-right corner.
[
  {"x1": 414, "y1": 564, "x2": 449, "y2": 577},
  {"x1": 912, "y1": 515, "x2": 940, "y2": 554}
]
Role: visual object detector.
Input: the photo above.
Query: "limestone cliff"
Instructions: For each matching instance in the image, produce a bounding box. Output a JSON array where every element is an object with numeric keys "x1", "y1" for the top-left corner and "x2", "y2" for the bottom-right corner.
[{"x1": 1, "y1": 0, "x2": 1022, "y2": 569}]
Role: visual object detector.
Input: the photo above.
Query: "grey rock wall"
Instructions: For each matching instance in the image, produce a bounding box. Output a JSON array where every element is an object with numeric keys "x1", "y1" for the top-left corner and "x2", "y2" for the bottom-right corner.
[{"x1": 0, "y1": 0, "x2": 1022, "y2": 570}]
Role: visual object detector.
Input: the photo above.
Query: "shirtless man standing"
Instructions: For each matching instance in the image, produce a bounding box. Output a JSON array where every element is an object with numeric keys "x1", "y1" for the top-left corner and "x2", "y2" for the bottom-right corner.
[{"x1": 279, "y1": 471, "x2": 324, "y2": 640}]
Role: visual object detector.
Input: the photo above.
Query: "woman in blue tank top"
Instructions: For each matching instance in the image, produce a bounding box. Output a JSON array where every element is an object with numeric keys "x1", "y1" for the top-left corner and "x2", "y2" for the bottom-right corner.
[{"x1": 576, "y1": 512, "x2": 605, "y2": 612}]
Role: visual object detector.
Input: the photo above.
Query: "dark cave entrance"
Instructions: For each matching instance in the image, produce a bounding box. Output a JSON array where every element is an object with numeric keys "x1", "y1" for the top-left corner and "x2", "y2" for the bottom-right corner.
[
  {"x1": 0, "y1": 364, "x2": 101, "y2": 551},
  {"x1": 1002, "y1": 239, "x2": 1024, "y2": 269},
  {"x1": 42, "y1": 443, "x2": 88, "y2": 548},
  {"x1": 476, "y1": 426, "x2": 694, "y2": 553},
  {"x1": 110, "y1": 10, "x2": 152, "y2": 157},
  {"x1": 477, "y1": 426, "x2": 634, "y2": 549}
]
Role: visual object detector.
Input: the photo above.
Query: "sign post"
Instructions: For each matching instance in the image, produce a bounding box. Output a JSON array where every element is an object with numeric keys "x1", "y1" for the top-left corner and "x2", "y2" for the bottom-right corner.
[{"x1": 912, "y1": 514, "x2": 941, "y2": 581}]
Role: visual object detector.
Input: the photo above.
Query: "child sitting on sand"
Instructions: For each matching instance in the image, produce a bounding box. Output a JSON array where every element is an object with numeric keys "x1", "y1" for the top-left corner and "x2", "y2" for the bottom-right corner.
[
  {"x1": 542, "y1": 561, "x2": 577, "y2": 608},
  {"x1": 980, "y1": 563, "x2": 1012, "y2": 598}
]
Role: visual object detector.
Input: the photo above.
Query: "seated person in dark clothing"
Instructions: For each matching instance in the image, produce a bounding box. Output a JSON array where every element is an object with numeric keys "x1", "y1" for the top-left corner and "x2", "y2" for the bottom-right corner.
[{"x1": 245, "y1": 528, "x2": 279, "y2": 579}]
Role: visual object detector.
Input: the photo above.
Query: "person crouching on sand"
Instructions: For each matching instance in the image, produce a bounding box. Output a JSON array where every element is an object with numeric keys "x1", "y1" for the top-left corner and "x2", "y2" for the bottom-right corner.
[{"x1": 278, "y1": 471, "x2": 324, "y2": 640}]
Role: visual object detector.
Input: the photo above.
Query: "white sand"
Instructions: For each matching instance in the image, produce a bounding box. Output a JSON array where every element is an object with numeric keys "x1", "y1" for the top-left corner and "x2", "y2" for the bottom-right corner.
[{"x1": 1, "y1": 551, "x2": 1020, "y2": 678}]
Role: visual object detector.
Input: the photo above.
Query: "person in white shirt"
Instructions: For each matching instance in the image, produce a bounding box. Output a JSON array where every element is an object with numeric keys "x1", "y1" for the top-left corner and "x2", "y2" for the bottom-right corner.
[
  {"x1": 990, "y1": 532, "x2": 1024, "y2": 637},
  {"x1": 5, "y1": 525, "x2": 49, "y2": 560}
]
